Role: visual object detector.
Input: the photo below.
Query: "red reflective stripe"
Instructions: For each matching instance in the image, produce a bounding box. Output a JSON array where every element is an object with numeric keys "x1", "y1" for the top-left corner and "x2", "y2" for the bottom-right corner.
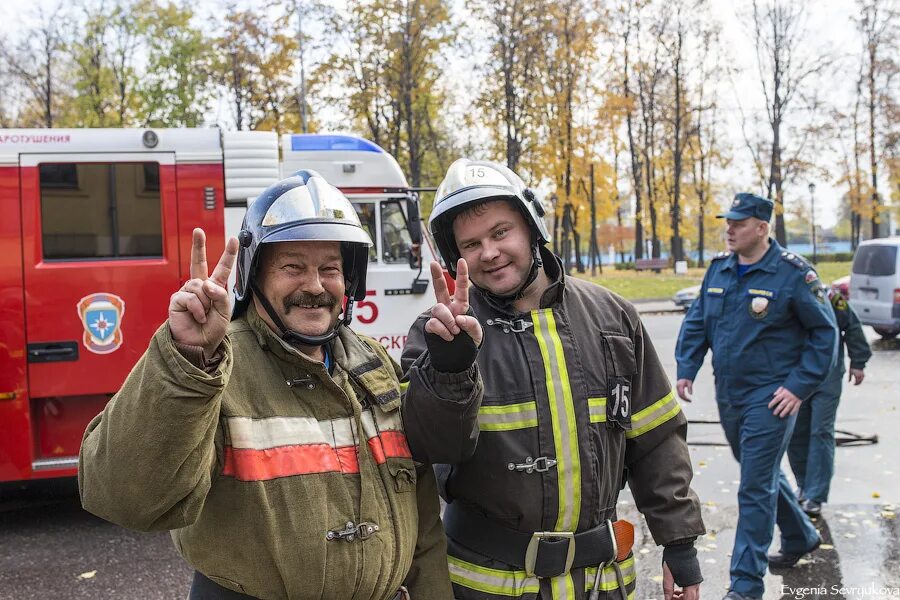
[
  {"x1": 380, "y1": 430, "x2": 412, "y2": 459},
  {"x1": 222, "y1": 432, "x2": 412, "y2": 481},
  {"x1": 223, "y1": 443, "x2": 341, "y2": 481},
  {"x1": 335, "y1": 446, "x2": 359, "y2": 474}
]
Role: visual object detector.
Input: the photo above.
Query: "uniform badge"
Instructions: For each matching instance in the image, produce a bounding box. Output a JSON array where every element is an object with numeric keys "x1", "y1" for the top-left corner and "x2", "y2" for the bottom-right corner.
[
  {"x1": 77, "y1": 293, "x2": 126, "y2": 354},
  {"x1": 804, "y1": 271, "x2": 818, "y2": 284},
  {"x1": 607, "y1": 377, "x2": 632, "y2": 430},
  {"x1": 749, "y1": 296, "x2": 769, "y2": 319}
]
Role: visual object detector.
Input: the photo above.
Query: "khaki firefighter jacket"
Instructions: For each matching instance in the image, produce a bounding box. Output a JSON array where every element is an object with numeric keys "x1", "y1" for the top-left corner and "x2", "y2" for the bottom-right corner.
[
  {"x1": 402, "y1": 251, "x2": 705, "y2": 600},
  {"x1": 79, "y1": 304, "x2": 455, "y2": 600}
]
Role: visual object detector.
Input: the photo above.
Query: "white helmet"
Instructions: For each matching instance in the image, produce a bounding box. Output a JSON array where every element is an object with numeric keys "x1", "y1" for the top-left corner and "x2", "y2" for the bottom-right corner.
[{"x1": 429, "y1": 159, "x2": 549, "y2": 278}]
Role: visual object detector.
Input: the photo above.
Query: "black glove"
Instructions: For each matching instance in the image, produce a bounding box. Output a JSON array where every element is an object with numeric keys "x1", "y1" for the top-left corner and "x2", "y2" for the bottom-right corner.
[
  {"x1": 662, "y1": 541, "x2": 702, "y2": 587},
  {"x1": 424, "y1": 329, "x2": 479, "y2": 373}
]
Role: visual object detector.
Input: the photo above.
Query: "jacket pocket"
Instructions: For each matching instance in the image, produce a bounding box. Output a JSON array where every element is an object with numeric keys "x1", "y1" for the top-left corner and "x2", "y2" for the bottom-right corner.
[
  {"x1": 704, "y1": 287, "x2": 726, "y2": 318},
  {"x1": 604, "y1": 335, "x2": 637, "y2": 376},
  {"x1": 387, "y1": 457, "x2": 418, "y2": 493}
]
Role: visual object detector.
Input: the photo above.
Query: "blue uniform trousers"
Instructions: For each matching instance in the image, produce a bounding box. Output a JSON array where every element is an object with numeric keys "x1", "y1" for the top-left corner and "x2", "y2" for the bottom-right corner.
[
  {"x1": 787, "y1": 370, "x2": 842, "y2": 503},
  {"x1": 716, "y1": 391, "x2": 820, "y2": 597}
]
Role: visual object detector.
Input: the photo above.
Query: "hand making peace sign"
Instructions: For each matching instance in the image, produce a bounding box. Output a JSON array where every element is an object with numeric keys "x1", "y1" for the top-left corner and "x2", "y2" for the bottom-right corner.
[
  {"x1": 168, "y1": 228, "x2": 239, "y2": 358},
  {"x1": 424, "y1": 259, "x2": 483, "y2": 347}
]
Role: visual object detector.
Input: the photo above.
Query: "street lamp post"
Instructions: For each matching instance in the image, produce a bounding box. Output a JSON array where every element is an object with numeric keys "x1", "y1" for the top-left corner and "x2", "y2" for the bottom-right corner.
[{"x1": 808, "y1": 182, "x2": 817, "y2": 264}]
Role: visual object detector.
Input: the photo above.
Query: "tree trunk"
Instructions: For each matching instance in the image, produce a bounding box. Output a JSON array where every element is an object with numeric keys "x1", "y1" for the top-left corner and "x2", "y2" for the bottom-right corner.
[
  {"x1": 771, "y1": 114, "x2": 787, "y2": 245},
  {"x1": 868, "y1": 43, "x2": 881, "y2": 238}
]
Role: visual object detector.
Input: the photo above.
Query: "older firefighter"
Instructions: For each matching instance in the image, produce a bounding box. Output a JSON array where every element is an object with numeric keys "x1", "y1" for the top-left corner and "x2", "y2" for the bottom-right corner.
[
  {"x1": 79, "y1": 171, "x2": 462, "y2": 600},
  {"x1": 401, "y1": 159, "x2": 705, "y2": 600}
]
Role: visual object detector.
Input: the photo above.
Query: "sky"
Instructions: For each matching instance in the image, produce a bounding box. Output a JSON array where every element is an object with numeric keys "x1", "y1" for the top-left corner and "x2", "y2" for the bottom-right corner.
[{"x1": 2, "y1": 0, "x2": 878, "y2": 230}]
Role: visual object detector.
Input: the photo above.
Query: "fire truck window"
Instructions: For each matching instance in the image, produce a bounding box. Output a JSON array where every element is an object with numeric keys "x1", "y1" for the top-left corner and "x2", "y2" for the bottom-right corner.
[
  {"x1": 40, "y1": 162, "x2": 162, "y2": 259},
  {"x1": 353, "y1": 202, "x2": 378, "y2": 262},
  {"x1": 381, "y1": 200, "x2": 412, "y2": 264}
]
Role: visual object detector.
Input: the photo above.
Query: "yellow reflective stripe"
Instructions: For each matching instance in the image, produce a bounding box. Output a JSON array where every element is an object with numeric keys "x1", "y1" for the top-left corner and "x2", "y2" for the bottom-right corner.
[
  {"x1": 584, "y1": 556, "x2": 637, "y2": 592},
  {"x1": 626, "y1": 390, "x2": 681, "y2": 439},
  {"x1": 399, "y1": 381, "x2": 409, "y2": 393},
  {"x1": 479, "y1": 401, "x2": 539, "y2": 431},
  {"x1": 532, "y1": 309, "x2": 581, "y2": 532},
  {"x1": 551, "y1": 573, "x2": 576, "y2": 599},
  {"x1": 588, "y1": 397, "x2": 607, "y2": 423},
  {"x1": 480, "y1": 419, "x2": 539, "y2": 432},
  {"x1": 447, "y1": 556, "x2": 540, "y2": 596}
]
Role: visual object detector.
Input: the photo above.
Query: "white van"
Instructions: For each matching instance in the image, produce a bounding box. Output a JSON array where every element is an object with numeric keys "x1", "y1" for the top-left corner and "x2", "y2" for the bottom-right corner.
[{"x1": 849, "y1": 237, "x2": 900, "y2": 339}]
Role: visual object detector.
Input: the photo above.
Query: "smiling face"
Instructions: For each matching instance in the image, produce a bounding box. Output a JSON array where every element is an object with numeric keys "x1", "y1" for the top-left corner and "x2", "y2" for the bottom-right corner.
[
  {"x1": 452, "y1": 199, "x2": 534, "y2": 297},
  {"x1": 253, "y1": 240, "x2": 345, "y2": 337},
  {"x1": 725, "y1": 217, "x2": 768, "y2": 257}
]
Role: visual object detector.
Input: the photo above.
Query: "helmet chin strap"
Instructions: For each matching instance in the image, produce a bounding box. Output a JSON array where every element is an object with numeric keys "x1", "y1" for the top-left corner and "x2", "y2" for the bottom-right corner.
[
  {"x1": 250, "y1": 281, "x2": 354, "y2": 347},
  {"x1": 480, "y1": 243, "x2": 544, "y2": 310}
]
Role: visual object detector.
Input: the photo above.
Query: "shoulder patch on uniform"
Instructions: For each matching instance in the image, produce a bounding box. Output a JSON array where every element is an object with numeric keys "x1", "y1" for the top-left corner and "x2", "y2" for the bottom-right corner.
[
  {"x1": 711, "y1": 251, "x2": 732, "y2": 261},
  {"x1": 780, "y1": 251, "x2": 811, "y2": 270}
]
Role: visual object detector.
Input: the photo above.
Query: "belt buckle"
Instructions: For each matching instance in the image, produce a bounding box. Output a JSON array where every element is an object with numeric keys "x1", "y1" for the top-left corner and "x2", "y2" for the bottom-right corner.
[{"x1": 525, "y1": 531, "x2": 575, "y2": 578}]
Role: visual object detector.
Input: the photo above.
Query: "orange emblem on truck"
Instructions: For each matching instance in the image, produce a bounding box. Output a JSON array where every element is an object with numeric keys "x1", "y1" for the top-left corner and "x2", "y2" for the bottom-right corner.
[{"x1": 77, "y1": 293, "x2": 126, "y2": 354}]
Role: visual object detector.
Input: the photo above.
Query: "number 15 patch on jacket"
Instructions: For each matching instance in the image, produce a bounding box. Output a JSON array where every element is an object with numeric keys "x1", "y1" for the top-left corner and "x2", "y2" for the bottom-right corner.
[{"x1": 607, "y1": 377, "x2": 632, "y2": 429}]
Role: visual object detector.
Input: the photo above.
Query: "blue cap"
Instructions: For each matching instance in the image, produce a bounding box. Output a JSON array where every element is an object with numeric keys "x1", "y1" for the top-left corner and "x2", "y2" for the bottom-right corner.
[{"x1": 717, "y1": 192, "x2": 774, "y2": 221}]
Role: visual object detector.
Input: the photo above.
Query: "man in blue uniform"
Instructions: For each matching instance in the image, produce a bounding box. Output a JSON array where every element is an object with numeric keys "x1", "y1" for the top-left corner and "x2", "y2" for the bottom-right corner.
[
  {"x1": 675, "y1": 193, "x2": 838, "y2": 600},
  {"x1": 787, "y1": 289, "x2": 871, "y2": 516}
]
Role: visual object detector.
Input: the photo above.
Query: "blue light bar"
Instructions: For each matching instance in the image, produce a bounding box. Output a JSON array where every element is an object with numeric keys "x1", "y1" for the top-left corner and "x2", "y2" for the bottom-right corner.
[{"x1": 290, "y1": 134, "x2": 383, "y2": 153}]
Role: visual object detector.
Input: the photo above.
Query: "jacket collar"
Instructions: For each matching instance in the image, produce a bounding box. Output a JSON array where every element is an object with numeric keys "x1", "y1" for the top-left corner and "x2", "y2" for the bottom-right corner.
[
  {"x1": 245, "y1": 302, "x2": 399, "y2": 409},
  {"x1": 723, "y1": 238, "x2": 781, "y2": 275},
  {"x1": 473, "y1": 246, "x2": 566, "y2": 316},
  {"x1": 538, "y1": 247, "x2": 566, "y2": 307}
]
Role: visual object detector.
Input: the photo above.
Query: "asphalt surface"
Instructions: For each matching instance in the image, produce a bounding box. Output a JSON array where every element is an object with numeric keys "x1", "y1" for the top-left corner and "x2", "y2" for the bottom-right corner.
[
  {"x1": 1, "y1": 313, "x2": 898, "y2": 599},
  {"x1": 624, "y1": 314, "x2": 900, "y2": 599}
]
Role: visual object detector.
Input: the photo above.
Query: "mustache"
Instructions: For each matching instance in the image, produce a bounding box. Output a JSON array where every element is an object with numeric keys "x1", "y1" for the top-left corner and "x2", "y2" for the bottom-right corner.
[{"x1": 283, "y1": 291, "x2": 339, "y2": 313}]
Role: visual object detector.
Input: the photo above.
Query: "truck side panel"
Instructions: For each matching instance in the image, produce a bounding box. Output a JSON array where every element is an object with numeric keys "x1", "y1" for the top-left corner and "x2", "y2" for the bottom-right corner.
[
  {"x1": 176, "y1": 163, "x2": 226, "y2": 281},
  {"x1": 0, "y1": 166, "x2": 30, "y2": 482}
]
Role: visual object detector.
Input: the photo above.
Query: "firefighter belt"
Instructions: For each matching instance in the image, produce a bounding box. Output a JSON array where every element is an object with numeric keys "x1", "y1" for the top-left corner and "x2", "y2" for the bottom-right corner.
[{"x1": 443, "y1": 502, "x2": 627, "y2": 578}]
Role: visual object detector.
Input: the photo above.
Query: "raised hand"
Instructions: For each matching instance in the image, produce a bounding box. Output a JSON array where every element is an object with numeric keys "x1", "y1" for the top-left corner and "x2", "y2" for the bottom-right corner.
[
  {"x1": 168, "y1": 228, "x2": 239, "y2": 357},
  {"x1": 425, "y1": 259, "x2": 483, "y2": 347}
]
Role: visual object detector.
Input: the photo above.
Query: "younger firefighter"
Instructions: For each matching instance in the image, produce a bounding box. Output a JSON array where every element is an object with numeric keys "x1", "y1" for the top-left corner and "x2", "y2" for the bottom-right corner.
[
  {"x1": 401, "y1": 159, "x2": 705, "y2": 600},
  {"x1": 79, "y1": 172, "x2": 472, "y2": 599}
]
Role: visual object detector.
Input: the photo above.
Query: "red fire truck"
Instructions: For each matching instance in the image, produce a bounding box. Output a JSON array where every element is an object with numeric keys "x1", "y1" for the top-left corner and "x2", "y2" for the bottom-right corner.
[{"x1": 0, "y1": 128, "x2": 435, "y2": 483}]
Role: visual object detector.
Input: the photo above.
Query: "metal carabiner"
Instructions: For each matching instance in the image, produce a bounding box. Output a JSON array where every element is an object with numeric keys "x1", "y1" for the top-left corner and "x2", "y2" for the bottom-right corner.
[
  {"x1": 486, "y1": 318, "x2": 534, "y2": 334},
  {"x1": 507, "y1": 456, "x2": 558, "y2": 474},
  {"x1": 326, "y1": 521, "x2": 380, "y2": 542}
]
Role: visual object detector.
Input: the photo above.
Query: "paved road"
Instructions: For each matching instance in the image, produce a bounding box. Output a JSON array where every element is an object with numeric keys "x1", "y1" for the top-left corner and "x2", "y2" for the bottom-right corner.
[
  {"x1": 1, "y1": 314, "x2": 898, "y2": 599},
  {"x1": 622, "y1": 314, "x2": 900, "y2": 599}
]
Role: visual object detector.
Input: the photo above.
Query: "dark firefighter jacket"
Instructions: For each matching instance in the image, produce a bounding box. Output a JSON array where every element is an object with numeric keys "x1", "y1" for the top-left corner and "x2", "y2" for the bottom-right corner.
[
  {"x1": 79, "y1": 304, "x2": 456, "y2": 600},
  {"x1": 827, "y1": 290, "x2": 872, "y2": 375},
  {"x1": 402, "y1": 250, "x2": 705, "y2": 600}
]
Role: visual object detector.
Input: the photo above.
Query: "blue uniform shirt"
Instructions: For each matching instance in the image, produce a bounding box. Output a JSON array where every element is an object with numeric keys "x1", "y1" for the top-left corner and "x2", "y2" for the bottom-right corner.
[{"x1": 676, "y1": 239, "x2": 838, "y2": 402}]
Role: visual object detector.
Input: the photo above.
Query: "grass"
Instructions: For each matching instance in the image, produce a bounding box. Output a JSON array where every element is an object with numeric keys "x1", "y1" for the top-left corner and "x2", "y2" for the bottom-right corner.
[{"x1": 572, "y1": 261, "x2": 853, "y2": 301}]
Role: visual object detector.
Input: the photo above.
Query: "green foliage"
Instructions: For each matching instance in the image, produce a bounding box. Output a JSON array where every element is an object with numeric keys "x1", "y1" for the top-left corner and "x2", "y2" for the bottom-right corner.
[
  {"x1": 136, "y1": 1, "x2": 214, "y2": 127},
  {"x1": 214, "y1": 8, "x2": 300, "y2": 133},
  {"x1": 317, "y1": 0, "x2": 455, "y2": 186}
]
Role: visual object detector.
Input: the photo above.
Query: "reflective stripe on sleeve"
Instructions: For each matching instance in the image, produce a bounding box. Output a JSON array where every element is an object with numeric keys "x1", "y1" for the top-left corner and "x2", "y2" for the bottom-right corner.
[
  {"x1": 448, "y1": 556, "x2": 540, "y2": 597},
  {"x1": 588, "y1": 397, "x2": 607, "y2": 424},
  {"x1": 532, "y1": 309, "x2": 581, "y2": 532},
  {"x1": 479, "y1": 401, "x2": 539, "y2": 431},
  {"x1": 625, "y1": 390, "x2": 681, "y2": 439}
]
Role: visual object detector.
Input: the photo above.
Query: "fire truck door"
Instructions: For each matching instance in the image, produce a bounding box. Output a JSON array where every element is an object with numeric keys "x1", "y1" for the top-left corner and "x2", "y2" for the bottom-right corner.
[{"x1": 19, "y1": 153, "x2": 180, "y2": 405}]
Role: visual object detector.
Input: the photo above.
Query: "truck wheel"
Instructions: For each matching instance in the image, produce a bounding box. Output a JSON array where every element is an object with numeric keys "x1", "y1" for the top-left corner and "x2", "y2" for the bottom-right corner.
[{"x1": 873, "y1": 327, "x2": 899, "y2": 339}]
